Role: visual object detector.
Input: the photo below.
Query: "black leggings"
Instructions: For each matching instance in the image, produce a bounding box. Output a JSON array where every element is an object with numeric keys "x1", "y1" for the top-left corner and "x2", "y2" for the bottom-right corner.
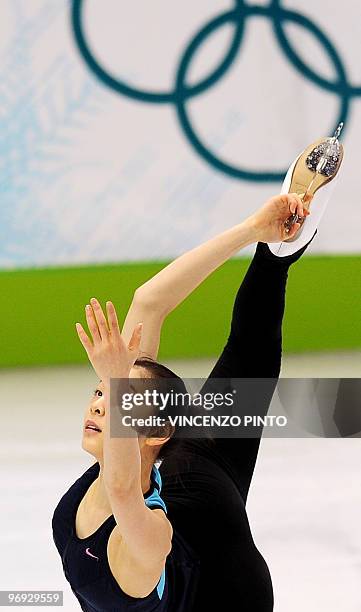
[{"x1": 159, "y1": 235, "x2": 316, "y2": 611}]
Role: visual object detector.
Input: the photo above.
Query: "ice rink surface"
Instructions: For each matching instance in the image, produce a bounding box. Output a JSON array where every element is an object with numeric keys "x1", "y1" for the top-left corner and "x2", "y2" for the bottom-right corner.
[{"x1": 1, "y1": 352, "x2": 360, "y2": 611}]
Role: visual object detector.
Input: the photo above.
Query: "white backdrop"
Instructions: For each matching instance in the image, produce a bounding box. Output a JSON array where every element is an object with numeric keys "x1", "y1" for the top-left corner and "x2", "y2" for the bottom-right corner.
[{"x1": 1, "y1": 0, "x2": 360, "y2": 268}]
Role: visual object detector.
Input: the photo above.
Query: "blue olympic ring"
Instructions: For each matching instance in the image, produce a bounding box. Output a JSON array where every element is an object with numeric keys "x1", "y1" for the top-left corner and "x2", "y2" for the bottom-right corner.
[{"x1": 71, "y1": 0, "x2": 357, "y2": 183}]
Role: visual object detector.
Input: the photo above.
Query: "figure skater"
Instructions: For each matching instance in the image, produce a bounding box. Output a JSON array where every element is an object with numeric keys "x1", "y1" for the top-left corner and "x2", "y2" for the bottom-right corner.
[{"x1": 52, "y1": 131, "x2": 344, "y2": 611}]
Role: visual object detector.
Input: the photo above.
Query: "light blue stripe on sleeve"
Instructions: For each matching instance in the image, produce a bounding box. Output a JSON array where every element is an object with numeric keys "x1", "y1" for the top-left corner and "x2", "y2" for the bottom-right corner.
[
  {"x1": 144, "y1": 489, "x2": 167, "y2": 513},
  {"x1": 144, "y1": 465, "x2": 167, "y2": 513},
  {"x1": 153, "y1": 464, "x2": 163, "y2": 490},
  {"x1": 156, "y1": 567, "x2": 166, "y2": 599}
]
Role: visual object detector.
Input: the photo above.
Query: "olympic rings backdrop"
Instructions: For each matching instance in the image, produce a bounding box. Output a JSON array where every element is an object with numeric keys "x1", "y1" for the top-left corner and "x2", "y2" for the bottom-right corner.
[{"x1": 0, "y1": 0, "x2": 360, "y2": 365}]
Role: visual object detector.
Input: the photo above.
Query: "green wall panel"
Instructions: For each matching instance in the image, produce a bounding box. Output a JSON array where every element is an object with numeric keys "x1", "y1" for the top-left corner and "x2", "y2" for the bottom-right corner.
[{"x1": 0, "y1": 255, "x2": 359, "y2": 368}]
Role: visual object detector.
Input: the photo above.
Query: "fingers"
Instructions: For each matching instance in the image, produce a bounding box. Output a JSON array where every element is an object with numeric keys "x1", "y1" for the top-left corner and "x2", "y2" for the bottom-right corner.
[
  {"x1": 82, "y1": 298, "x2": 120, "y2": 346},
  {"x1": 128, "y1": 323, "x2": 143, "y2": 354},
  {"x1": 90, "y1": 297, "x2": 110, "y2": 341},
  {"x1": 290, "y1": 192, "x2": 312, "y2": 217},
  {"x1": 288, "y1": 193, "x2": 303, "y2": 217},
  {"x1": 278, "y1": 193, "x2": 311, "y2": 218},
  {"x1": 75, "y1": 322, "x2": 93, "y2": 353},
  {"x1": 106, "y1": 301, "x2": 122, "y2": 340},
  {"x1": 85, "y1": 303, "x2": 101, "y2": 344}
]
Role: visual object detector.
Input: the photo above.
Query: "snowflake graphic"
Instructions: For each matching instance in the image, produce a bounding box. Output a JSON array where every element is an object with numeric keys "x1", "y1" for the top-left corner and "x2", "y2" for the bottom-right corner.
[{"x1": 0, "y1": 0, "x2": 106, "y2": 268}]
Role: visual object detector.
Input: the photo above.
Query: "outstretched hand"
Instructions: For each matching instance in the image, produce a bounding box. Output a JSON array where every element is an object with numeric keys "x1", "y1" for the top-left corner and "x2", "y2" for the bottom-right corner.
[
  {"x1": 76, "y1": 298, "x2": 142, "y2": 380},
  {"x1": 251, "y1": 193, "x2": 312, "y2": 244}
]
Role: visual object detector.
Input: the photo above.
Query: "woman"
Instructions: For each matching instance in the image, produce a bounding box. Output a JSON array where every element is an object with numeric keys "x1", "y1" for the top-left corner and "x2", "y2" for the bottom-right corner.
[{"x1": 52, "y1": 191, "x2": 314, "y2": 611}]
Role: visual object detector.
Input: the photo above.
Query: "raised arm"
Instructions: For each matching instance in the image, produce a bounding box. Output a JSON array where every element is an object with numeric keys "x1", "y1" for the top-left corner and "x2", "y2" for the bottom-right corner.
[
  {"x1": 76, "y1": 301, "x2": 173, "y2": 597},
  {"x1": 121, "y1": 194, "x2": 309, "y2": 359}
]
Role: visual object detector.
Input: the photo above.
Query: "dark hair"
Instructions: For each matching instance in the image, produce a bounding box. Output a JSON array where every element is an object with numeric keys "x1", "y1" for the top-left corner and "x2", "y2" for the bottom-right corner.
[
  {"x1": 133, "y1": 358, "x2": 186, "y2": 462},
  {"x1": 133, "y1": 357, "x2": 214, "y2": 462},
  {"x1": 134, "y1": 358, "x2": 181, "y2": 381}
]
